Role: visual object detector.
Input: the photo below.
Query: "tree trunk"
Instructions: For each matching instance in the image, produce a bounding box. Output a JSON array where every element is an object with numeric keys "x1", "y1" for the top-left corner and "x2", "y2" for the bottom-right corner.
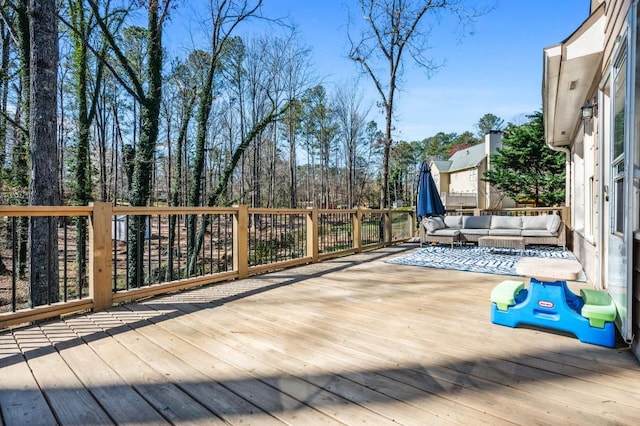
[
  {"x1": 29, "y1": 0, "x2": 60, "y2": 306},
  {"x1": 186, "y1": 60, "x2": 215, "y2": 275},
  {"x1": 0, "y1": 18, "x2": 10, "y2": 196},
  {"x1": 382, "y1": 101, "x2": 393, "y2": 209},
  {"x1": 69, "y1": 0, "x2": 93, "y2": 294},
  {"x1": 0, "y1": 21, "x2": 9, "y2": 275},
  {"x1": 126, "y1": 2, "x2": 163, "y2": 288},
  {"x1": 167, "y1": 95, "x2": 195, "y2": 281},
  {"x1": 187, "y1": 108, "x2": 283, "y2": 272},
  {"x1": 288, "y1": 116, "x2": 297, "y2": 208}
]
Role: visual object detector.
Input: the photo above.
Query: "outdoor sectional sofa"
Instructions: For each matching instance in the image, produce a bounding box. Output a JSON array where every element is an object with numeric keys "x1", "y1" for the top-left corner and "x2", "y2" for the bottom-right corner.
[{"x1": 419, "y1": 214, "x2": 566, "y2": 248}]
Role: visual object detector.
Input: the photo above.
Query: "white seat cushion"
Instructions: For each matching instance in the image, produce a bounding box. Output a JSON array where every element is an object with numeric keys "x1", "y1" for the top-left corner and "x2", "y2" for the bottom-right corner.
[
  {"x1": 443, "y1": 215, "x2": 462, "y2": 228},
  {"x1": 522, "y1": 215, "x2": 552, "y2": 230},
  {"x1": 462, "y1": 215, "x2": 492, "y2": 229},
  {"x1": 490, "y1": 216, "x2": 522, "y2": 230}
]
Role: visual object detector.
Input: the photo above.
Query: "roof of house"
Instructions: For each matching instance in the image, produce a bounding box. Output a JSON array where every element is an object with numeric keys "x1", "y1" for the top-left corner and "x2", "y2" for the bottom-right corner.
[
  {"x1": 431, "y1": 160, "x2": 452, "y2": 172},
  {"x1": 433, "y1": 143, "x2": 486, "y2": 173}
]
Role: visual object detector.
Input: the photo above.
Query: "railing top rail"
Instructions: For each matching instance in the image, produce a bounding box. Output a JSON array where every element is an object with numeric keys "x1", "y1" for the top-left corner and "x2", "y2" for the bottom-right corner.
[
  {"x1": 0, "y1": 205, "x2": 415, "y2": 217},
  {"x1": 248, "y1": 207, "x2": 311, "y2": 215},
  {"x1": 318, "y1": 208, "x2": 357, "y2": 214},
  {"x1": 0, "y1": 206, "x2": 93, "y2": 217},
  {"x1": 486, "y1": 206, "x2": 564, "y2": 211},
  {"x1": 482, "y1": 207, "x2": 565, "y2": 213},
  {"x1": 112, "y1": 206, "x2": 239, "y2": 215}
]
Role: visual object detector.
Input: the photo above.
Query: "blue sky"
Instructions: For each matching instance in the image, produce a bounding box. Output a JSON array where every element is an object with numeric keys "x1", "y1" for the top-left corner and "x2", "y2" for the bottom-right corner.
[{"x1": 169, "y1": 0, "x2": 590, "y2": 141}]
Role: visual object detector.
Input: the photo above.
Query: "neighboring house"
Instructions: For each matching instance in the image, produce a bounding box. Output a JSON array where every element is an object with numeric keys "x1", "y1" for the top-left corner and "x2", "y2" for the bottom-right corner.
[
  {"x1": 431, "y1": 131, "x2": 514, "y2": 210},
  {"x1": 542, "y1": 0, "x2": 639, "y2": 359}
]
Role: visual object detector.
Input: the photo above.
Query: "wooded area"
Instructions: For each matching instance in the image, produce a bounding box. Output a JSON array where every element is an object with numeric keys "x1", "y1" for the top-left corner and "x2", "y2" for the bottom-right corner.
[
  {"x1": 1, "y1": 0, "x2": 386, "y2": 212},
  {"x1": 0, "y1": 0, "x2": 496, "y2": 213},
  {"x1": 0, "y1": 0, "x2": 541, "y2": 305}
]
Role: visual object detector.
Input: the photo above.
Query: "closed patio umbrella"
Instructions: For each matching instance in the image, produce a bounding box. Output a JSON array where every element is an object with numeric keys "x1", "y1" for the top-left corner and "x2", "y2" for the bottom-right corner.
[{"x1": 416, "y1": 160, "x2": 445, "y2": 221}]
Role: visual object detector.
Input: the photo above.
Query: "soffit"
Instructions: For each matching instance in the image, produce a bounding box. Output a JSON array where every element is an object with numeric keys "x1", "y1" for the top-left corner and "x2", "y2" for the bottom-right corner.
[{"x1": 542, "y1": 4, "x2": 605, "y2": 147}]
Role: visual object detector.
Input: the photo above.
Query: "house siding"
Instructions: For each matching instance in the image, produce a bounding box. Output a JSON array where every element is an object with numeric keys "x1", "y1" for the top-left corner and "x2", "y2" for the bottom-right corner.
[
  {"x1": 449, "y1": 169, "x2": 478, "y2": 194},
  {"x1": 550, "y1": 0, "x2": 639, "y2": 355},
  {"x1": 634, "y1": 237, "x2": 640, "y2": 359},
  {"x1": 594, "y1": 0, "x2": 638, "y2": 353}
]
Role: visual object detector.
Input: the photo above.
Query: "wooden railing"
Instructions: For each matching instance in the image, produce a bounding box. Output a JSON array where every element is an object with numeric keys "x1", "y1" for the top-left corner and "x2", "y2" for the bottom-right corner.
[
  {"x1": 452, "y1": 206, "x2": 570, "y2": 227},
  {"x1": 0, "y1": 203, "x2": 415, "y2": 329}
]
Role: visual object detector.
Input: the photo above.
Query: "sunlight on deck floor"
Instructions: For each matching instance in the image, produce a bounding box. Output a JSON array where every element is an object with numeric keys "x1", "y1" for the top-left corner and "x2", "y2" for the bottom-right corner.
[{"x1": 1, "y1": 244, "x2": 639, "y2": 425}]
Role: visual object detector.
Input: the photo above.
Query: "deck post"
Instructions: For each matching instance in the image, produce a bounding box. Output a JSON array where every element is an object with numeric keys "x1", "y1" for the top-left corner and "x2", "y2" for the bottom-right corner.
[
  {"x1": 89, "y1": 201, "x2": 113, "y2": 311},
  {"x1": 353, "y1": 208, "x2": 362, "y2": 253},
  {"x1": 307, "y1": 208, "x2": 318, "y2": 262},
  {"x1": 560, "y1": 206, "x2": 571, "y2": 227},
  {"x1": 409, "y1": 211, "x2": 416, "y2": 237},
  {"x1": 384, "y1": 209, "x2": 392, "y2": 245},
  {"x1": 234, "y1": 205, "x2": 249, "y2": 279}
]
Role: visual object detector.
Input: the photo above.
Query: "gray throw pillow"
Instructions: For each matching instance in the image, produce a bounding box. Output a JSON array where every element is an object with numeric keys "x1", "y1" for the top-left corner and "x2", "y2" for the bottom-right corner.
[
  {"x1": 546, "y1": 214, "x2": 562, "y2": 233},
  {"x1": 424, "y1": 217, "x2": 445, "y2": 233}
]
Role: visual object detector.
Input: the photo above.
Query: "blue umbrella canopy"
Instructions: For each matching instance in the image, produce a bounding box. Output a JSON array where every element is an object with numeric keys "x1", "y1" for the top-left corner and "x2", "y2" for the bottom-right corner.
[{"x1": 417, "y1": 161, "x2": 445, "y2": 219}]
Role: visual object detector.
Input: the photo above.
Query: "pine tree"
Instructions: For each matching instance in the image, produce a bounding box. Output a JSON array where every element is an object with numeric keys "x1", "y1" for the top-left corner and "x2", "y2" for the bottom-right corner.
[{"x1": 483, "y1": 111, "x2": 565, "y2": 207}]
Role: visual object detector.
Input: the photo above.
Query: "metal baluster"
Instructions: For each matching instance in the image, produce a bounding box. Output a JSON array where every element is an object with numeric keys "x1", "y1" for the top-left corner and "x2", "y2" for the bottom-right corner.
[
  {"x1": 63, "y1": 219, "x2": 68, "y2": 301},
  {"x1": 113, "y1": 215, "x2": 117, "y2": 291},
  {"x1": 11, "y1": 217, "x2": 17, "y2": 312},
  {"x1": 157, "y1": 215, "x2": 161, "y2": 283}
]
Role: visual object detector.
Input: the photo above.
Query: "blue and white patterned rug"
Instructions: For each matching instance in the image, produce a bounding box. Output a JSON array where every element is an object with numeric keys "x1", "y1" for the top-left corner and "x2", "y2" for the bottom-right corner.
[{"x1": 387, "y1": 245, "x2": 586, "y2": 281}]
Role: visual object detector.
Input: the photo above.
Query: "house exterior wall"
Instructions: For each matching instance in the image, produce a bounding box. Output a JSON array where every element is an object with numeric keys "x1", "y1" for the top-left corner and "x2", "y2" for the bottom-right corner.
[
  {"x1": 571, "y1": 114, "x2": 600, "y2": 279},
  {"x1": 431, "y1": 167, "x2": 444, "y2": 194},
  {"x1": 556, "y1": 0, "x2": 639, "y2": 358},
  {"x1": 634, "y1": 239, "x2": 640, "y2": 357},
  {"x1": 477, "y1": 161, "x2": 488, "y2": 209},
  {"x1": 448, "y1": 169, "x2": 478, "y2": 195},
  {"x1": 484, "y1": 132, "x2": 501, "y2": 209},
  {"x1": 597, "y1": 0, "x2": 639, "y2": 358}
]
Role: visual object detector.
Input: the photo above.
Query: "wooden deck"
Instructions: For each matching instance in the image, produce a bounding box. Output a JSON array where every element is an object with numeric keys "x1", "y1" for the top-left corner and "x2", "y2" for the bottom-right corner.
[{"x1": 1, "y1": 244, "x2": 640, "y2": 425}]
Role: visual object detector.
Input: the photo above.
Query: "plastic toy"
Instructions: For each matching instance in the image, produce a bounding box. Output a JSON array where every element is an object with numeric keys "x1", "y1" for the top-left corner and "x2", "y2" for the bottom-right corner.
[{"x1": 491, "y1": 278, "x2": 617, "y2": 348}]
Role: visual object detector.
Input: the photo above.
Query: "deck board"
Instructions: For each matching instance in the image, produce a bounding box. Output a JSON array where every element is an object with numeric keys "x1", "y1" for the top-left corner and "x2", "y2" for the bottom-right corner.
[
  {"x1": 1, "y1": 244, "x2": 640, "y2": 425},
  {"x1": 0, "y1": 334, "x2": 57, "y2": 426},
  {"x1": 140, "y1": 306, "x2": 382, "y2": 425},
  {"x1": 159, "y1": 305, "x2": 464, "y2": 425},
  {"x1": 13, "y1": 328, "x2": 113, "y2": 425},
  {"x1": 219, "y1": 278, "x2": 628, "y2": 424}
]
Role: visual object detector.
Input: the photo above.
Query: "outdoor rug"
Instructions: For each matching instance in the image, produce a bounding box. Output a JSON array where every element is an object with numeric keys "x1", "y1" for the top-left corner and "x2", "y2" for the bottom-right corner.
[{"x1": 386, "y1": 245, "x2": 586, "y2": 281}]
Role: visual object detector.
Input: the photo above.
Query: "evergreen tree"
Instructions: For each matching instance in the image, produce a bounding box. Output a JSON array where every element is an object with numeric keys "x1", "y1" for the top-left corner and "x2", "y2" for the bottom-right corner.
[
  {"x1": 475, "y1": 112, "x2": 505, "y2": 138},
  {"x1": 420, "y1": 132, "x2": 456, "y2": 161},
  {"x1": 449, "y1": 131, "x2": 480, "y2": 156},
  {"x1": 483, "y1": 111, "x2": 565, "y2": 207}
]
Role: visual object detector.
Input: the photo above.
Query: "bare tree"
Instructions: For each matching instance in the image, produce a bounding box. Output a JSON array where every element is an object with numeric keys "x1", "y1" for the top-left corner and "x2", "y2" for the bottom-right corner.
[
  {"x1": 88, "y1": 0, "x2": 172, "y2": 287},
  {"x1": 0, "y1": 8, "x2": 12, "y2": 275},
  {"x1": 303, "y1": 85, "x2": 338, "y2": 208},
  {"x1": 29, "y1": 0, "x2": 60, "y2": 305},
  {"x1": 0, "y1": 13, "x2": 10, "y2": 197},
  {"x1": 278, "y1": 33, "x2": 313, "y2": 208},
  {"x1": 63, "y1": 0, "x2": 106, "y2": 295},
  {"x1": 186, "y1": 1, "x2": 263, "y2": 275},
  {"x1": 349, "y1": 0, "x2": 484, "y2": 207},
  {"x1": 1, "y1": 0, "x2": 30, "y2": 277},
  {"x1": 334, "y1": 82, "x2": 370, "y2": 208}
]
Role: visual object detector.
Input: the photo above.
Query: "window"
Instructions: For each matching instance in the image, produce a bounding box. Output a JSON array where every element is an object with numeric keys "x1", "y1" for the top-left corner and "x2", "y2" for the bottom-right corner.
[
  {"x1": 611, "y1": 45, "x2": 627, "y2": 235},
  {"x1": 588, "y1": 175, "x2": 595, "y2": 238}
]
